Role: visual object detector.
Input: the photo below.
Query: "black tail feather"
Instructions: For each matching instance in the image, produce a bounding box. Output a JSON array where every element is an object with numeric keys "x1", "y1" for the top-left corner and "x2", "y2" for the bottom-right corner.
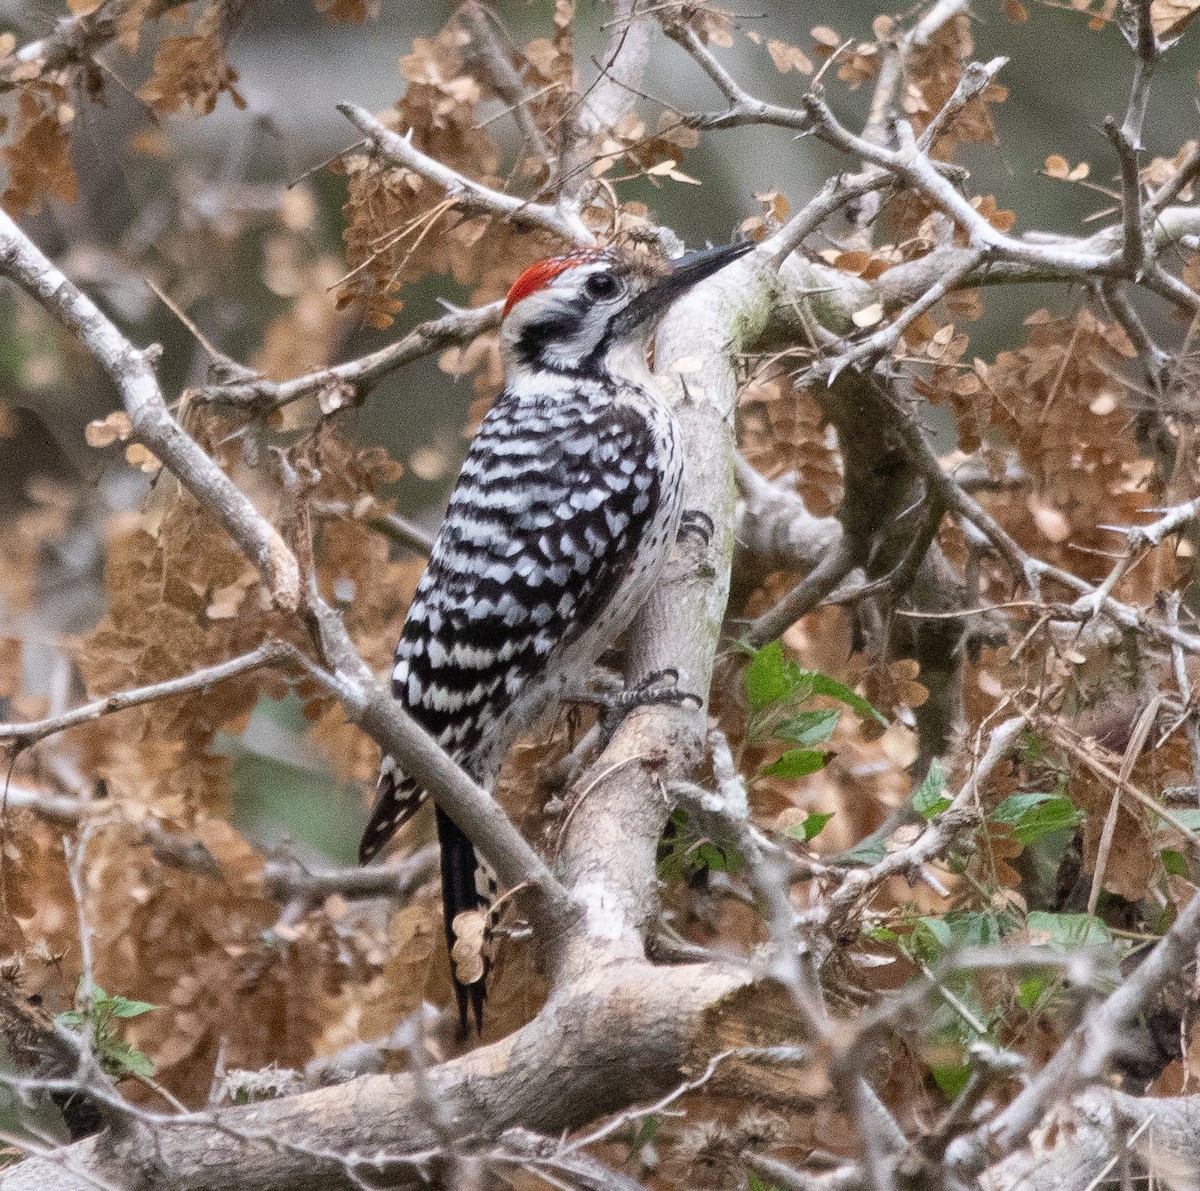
[{"x1": 435, "y1": 805, "x2": 487, "y2": 1035}]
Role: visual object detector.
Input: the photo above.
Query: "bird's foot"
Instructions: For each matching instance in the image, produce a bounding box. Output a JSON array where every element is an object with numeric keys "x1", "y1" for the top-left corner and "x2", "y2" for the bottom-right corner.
[{"x1": 574, "y1": 668, "x2": 703, "y2": 745}]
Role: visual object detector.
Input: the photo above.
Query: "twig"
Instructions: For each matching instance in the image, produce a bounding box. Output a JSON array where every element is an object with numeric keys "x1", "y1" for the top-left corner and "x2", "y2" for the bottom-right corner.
[
  {"x1": 1166, "y1": 593, "x2": 1200, "y2": 808},
  {"x1": 815, "y1": 248, "x2": 985, "y2": 384},
  {"x1": 801, "y1": 718, "x2": 1022, "y2": 934},
  {"x1": 1105, "y1": 110, "x2": 1149, "y2": 279},
  {"x1": 916, "y1": 57, "x2": 1007, "y2": 152},
  {"x1": 263, "y1": 845, "x2": 438, "y2": 907},
  {"x1": 743, "y1": 538, "x2": 858, "y2": 649},
  {"x1": 311, "y1": 499, "x2": 436, "y2": 557},
  {"x1": 1148, "y1": 137, "x2": 1200, "y2": 214},
  {"x1": 337, "y1": 103, "x2": 594, "y2": 245},
  {"x1": 462, "y1": 1, "x2": 552, "y2": 163},
  {"x1": 1100, "y1": 280, "x2": 1172, "y2": 390},
  {"x1": 1086, "y1": 695, "x2": 1163, "y2": 916},
  {"x1": 799, "y1": 89, "x2": 1118, "y2": 277},
  {"x1": 763, "y1": 171, "x2": 894, "y2": 267},
  {"x1": 658, "y1": 19, "x2": 813, "y2": 132},
  {"x1": 0, "y1": 641, "x2": 295, "y2": 750},
  {"x1": 1124, "y1": 497, "x2": 1200, "y2": 548},
  {"x1": 193, "y1": 302, "x2": 501, "y2": 414},
  {"x1": 949, "y1": 850, "x2": 1200, "y2": 1177}
]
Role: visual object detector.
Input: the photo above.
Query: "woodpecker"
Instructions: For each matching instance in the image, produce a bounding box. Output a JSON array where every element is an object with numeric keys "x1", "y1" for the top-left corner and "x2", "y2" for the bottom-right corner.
[{"x1": 359, "y1": 238, "x2": 753, "y2": 1032}]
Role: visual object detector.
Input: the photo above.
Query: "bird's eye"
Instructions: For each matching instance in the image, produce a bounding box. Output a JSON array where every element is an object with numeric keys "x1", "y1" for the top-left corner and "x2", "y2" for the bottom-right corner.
[{"x1": 584, "y1": 272, "x2": 619, "y2": 299}]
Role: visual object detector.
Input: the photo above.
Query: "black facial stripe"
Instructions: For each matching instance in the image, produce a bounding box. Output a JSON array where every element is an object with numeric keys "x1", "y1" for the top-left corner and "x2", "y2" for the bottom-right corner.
[{"x1": 512, "y1": 293, "x2": 613, "y2": 378}]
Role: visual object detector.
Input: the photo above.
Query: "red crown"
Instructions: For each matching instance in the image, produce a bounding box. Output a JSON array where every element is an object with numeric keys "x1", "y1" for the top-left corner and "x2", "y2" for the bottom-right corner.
[{"x1": 503, "y1": 249, "x2": 607, "y2": 318}]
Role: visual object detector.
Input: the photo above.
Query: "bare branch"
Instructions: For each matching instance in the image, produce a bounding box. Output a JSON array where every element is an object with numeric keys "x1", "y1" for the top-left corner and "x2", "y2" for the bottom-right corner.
[
  {"x1": 0, "y1": 210, "x2": 302, "y2": 611},
  {"x1": 579, "y1": 0, "x2": 654, "y2": 138},
  {"x1": 742, "y1": 538, "x2": 858, "y2": 650},
  {"x1": 193, "y1": 302, "x2": 501, "y2": 414},
  {"x1": 0, "y1": 641, "x2": 295, "y2": 750},
  {"x1": 732, "y1": 454, "x2": 843, "y2": 573},
  {"x1": 311, "y1": 500, "x2": 436, "y2": 557},
  {"x1": 1148, "y1": 137, "x2": 1200, "y2": 214},
  {"x1": 803, "y1": 717, "x2": 1023, "y2": 935},
  {"x1": 917, "y1": 57, "x2": 1008, "y2": 152},
  {"x1": 814, "y1": 249, "x2": 986, "y2": 384},
  {"x1": 263, "y1": 845, "x2": 438, "y2": 907},
  {"x1": 658, "y1": 19, "x2": 813, "y2": 132},
  {"x1": 337, "y1": 103, "x2": 595, "y2": 245},
  {"x1": 462, "y1": 2, "x2": 552, "y2": 163},
  {"x1": 800, "y1": 90, "x2": 1116, "y2": 276}
]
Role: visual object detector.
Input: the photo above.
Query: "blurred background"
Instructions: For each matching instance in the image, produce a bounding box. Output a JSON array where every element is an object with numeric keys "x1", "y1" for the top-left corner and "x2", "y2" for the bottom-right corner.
[{"x1": 0, "y1": 0, "x2": 1196, "y2": 863}]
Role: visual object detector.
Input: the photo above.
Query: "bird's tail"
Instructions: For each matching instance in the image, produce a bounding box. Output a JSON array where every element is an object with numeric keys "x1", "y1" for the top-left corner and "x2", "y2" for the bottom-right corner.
[
  {"x1": 435, "y1": 805, "x2": 496, "y2": 1034},
  {"x1": 361, "y1": 757, "x2": 496, "y2": 1034}
]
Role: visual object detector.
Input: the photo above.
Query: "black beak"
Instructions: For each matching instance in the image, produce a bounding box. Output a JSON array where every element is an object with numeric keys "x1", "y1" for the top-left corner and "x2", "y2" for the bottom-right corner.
[{"x1": 618, "y1": 239, "x2": 755, "y2": 332}]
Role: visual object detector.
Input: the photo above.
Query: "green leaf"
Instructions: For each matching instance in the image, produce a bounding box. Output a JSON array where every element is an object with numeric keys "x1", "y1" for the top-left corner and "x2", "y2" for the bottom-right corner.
[
  {"x1": 1162, "y1": 848, "x2": 1189, "y2": 877},
  {"x1": 762, "y1": 749, "x2": 829, "y2": 779},
  {"x1": 912, "y1": 916, "x2": 956, "y2": 959},
  {"x1": 773, "y1": 708, "x2": 839, "y2": 748},
  {"x1": 1017, "y1": 974, "x2": 1051, "y2": 1012},
  {"x1": 930, "y1": 1060, "x2": 972, "y2": 1099},
  {"x1": 990, "y1": 792, "x2": 1083, "y2": 845},
  {"x1": 657, "y1": 810, "x2": 745, "y2": 881},
  {"x1": 628, "y1": 1113, "x2": 660, "y2": 1152},
  {"x1": 105, "y1": 1039, "x2": 155, "y2": 1078},
  {"x1": 109, "y1": 996, "x2": 158, "y2": 1019},
  {"x1": 747, "y1": 1174, "x2": 780, "y2": 1191},
  {"x1": 839, "y1": 837, "x2": 887, "y2": 866},
  {"x1": 913, "y1": 761, "x2": 951, "y2": 819},
  {"x1": 744, "y1": 641, "x2": 797, "y2": 713},
  {"x1": 805, "y1": 672, "x2": 887, "y2": 725},
  {"x1": 55, "y1": 984, "x2": 159, "y2": 1082},
  {"x1": 786, "y1": 811, "x2": 835, "y2": 842},
  {"x1": 1019, "y1": 732, "x2": 1046, "y2": 763},
  {"x1": 694, "y1": 840, "x2": 746, "y2": 875},
  {"x1": 911, "y1": 911, "x2": 1003, "y2": 962}
]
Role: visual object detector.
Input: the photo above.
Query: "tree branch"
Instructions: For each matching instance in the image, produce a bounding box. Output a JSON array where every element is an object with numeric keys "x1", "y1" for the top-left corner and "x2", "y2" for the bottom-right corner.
[
  {"x1": 193, "y1": 302, "x2": 501, "y2": 414},
  {"x1": 0, "y1": 642, "x2": 295, "y2": 750},
  {"x1": 0, "y1": 0, "x2": 190, "y2": 94},
  {"x1": 0, "y1": 210, "x2": 302, "y2": 612},
  {"x1": 336, "y1": 103, "x2": 595, "y2": 245},
  {"x1": 949, "y1": 863, "x2": 1200, "y2": 1178}
]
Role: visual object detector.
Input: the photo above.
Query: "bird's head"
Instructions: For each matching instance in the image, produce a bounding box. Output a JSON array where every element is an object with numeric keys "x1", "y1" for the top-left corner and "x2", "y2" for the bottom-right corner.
[{"x1": 499, "y1": 240, "x2": 754, "y2": 379}]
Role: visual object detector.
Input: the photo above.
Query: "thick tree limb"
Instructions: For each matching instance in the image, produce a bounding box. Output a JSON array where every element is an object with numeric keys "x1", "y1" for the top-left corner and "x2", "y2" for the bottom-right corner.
[{"x1": 2, "y1": 961, "x2": 749, "y2": 1191}]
